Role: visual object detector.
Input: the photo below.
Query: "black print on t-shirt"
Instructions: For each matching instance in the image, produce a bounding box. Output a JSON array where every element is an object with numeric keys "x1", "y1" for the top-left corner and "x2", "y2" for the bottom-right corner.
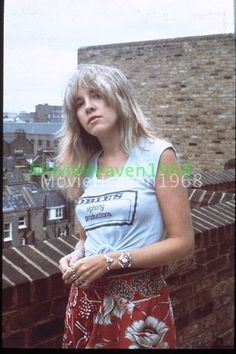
[{"x1": 77, "y1": 190, "x2": 138, "y2": 231}]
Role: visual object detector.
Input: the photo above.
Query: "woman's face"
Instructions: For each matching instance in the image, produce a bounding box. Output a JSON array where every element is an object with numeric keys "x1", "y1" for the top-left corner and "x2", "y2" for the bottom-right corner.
[{"x1": 75, "y1": 87, "x2": 119, "y2": 138}]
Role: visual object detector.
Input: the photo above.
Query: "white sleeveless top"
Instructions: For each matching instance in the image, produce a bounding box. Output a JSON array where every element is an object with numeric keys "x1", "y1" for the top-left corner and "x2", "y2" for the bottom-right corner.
[{"x1": 76, "y1": 137, "x2": 178, "y2": 256}]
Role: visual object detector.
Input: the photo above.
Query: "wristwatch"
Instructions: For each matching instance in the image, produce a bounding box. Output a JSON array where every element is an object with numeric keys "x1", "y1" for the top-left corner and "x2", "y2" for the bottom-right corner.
[{"x1": 118, "y1": 251, "x2": 132, "y2": 268}]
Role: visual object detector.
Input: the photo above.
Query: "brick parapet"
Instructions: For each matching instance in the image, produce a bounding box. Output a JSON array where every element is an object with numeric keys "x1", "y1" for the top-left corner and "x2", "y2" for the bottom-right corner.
[
  {"x1": 167, "y1": 221, "x2": 234, "y2": 348},
  {"x1": 77, "y1": 33, "x2": 233, "y2": 51},
  {"x1": 2, "y1": 199, "x2": 235, "y2": 348},
  {"x1": 188, "y1": 188, "x2": 235, "y2": 208}
]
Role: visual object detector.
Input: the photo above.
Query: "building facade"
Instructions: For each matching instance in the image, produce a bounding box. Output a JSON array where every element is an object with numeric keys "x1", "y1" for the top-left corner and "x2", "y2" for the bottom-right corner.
[
  {"x1": 35, "y1": 104, "x2": 64, "y2": 123},
  {"x1": 3, "y1": 180, "x2": 76, "y2": 248},
  {"x1": 3, "y1": 122, "x2": 61, "y2": 155}
]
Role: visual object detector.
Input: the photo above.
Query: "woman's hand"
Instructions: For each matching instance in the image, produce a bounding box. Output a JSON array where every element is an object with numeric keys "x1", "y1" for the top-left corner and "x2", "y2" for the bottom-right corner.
[
  {"x1": 59, "y1": 249, "x2": 83, "y2": 275},
  {"x1": 62, "y1": 254, "x2": 107, "y2": 288}
]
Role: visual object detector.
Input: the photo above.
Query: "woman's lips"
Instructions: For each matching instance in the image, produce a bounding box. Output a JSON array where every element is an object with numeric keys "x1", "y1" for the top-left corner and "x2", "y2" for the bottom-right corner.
[{"x1": 88, "y1": 116, "x2": 101, "y2": 124}]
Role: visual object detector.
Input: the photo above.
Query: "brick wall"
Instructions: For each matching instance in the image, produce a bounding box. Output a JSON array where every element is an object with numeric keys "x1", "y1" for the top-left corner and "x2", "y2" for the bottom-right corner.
[
  {"x1": 165, "y1": 201, "x2": 235, "y2": 348},
  {"x1": 2, "y1": 172, "x2": 235, "y2": 349},
  {"x1": 2, "y1": 236, "x2": 77, "y2": 348},
  {"x1": 3, "y1": 210, "x2": 29, "y2": 247},
  {"x1": 77, "y1": 34, "x2": 235, "y2": 172}
]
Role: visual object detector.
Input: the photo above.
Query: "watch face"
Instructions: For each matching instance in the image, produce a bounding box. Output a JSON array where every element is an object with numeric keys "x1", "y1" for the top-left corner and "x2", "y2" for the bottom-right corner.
[{"x1": 119, "y1": 252, "x2": 131, "y2": 268}]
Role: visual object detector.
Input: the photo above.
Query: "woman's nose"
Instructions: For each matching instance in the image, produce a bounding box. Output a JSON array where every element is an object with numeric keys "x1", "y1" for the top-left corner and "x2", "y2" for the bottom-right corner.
[{"x1": 85, "y1": 98, "x2": 95, "y2": 114}]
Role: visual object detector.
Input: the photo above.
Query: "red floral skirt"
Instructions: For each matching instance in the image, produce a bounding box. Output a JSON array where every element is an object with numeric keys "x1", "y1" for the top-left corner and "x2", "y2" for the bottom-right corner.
[{"x1": 62, "y1": 267, "x2": 176, "y2": 349}]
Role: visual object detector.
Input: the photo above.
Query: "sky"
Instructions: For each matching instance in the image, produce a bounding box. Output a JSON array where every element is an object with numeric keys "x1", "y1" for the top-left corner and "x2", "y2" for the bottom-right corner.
[{"x1": 4, "y1": 0, "x2": 234, "y2": 113}]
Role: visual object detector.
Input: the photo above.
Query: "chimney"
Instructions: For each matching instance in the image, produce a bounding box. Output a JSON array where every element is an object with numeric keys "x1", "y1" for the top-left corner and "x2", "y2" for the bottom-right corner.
[{"x1": 16, "y1": 129, "x2": 26, "y2": 140}]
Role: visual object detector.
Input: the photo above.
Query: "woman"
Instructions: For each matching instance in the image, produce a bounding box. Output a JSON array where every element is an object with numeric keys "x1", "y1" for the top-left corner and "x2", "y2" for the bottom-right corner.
[{"x1": 58, "y1": 64, "x2": 194, "y2": 349}]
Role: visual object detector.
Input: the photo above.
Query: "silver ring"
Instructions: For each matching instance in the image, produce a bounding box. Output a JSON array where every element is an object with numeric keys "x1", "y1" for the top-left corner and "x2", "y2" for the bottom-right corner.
[{"x1": 72, "y1": 273, "x2": 76, "y2": 279}]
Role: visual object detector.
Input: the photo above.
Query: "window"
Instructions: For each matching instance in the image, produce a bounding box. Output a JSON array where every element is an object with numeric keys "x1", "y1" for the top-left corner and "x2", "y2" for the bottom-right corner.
[
  {"x1": 46, "y1": 140, "x2": 50, "y2": 148},
  {"x1": 18, "y1": 216, "x2": 27, "y2": 229},
  {"x1": 48, "y1": 207, "x2": 64, "y2": 220},
  {"x1": 4, "y1": 222, "x2": 12, "y2": 241},
  {"x1": 56, "y1": 208, "x2": 63, "y2": 218},
  {"x1": 38, "y1": 140, "x2": 42, "y2": 147},
  {"x1": 19, "y1": 238, "x2": 26, "y2": 246},
  {"x1": 58, "y1": 228, "x2": 67, "y2": 237},
  {"x1": 14, "y1": 149, "x2": 24, "y2": 155}
]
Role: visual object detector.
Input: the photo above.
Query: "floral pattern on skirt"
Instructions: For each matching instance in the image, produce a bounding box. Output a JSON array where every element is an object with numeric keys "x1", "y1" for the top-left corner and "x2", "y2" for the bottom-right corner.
[{"x1": 62, "y1": 268, "x2": 176, "y2": 349}]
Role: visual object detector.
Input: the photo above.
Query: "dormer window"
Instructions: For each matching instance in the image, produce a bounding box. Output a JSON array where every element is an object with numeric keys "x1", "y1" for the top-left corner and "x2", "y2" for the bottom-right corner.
[{"x1": 48, "y1": 207, "x2": 64, "y2": 220}]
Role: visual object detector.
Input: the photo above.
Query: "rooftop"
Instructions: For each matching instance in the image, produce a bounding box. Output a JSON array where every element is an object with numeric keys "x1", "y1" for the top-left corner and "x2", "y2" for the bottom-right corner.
[
  {"x1": 3, "y1": 122, "x2": 62, "y2": 135},
  {"x1": 3, "y1": 181, "x2": 66, "y2": 211}
]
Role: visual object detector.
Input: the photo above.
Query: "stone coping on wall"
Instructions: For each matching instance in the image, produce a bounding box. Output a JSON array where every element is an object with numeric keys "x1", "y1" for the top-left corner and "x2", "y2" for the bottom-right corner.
[
  {"x1": 188, "y1": 188, "x2": 235, "y2": 208},
  {"x1": 190, "y1": 200, "x2": 235, "y2": 236},
  {"x1": 2, "y1": 200, "x2": 235, "y2": 292},
  {"x1": 2, "y1": 234, "x2": 79, "y2": 290},
  {"x1": 78, "y1": 33, "x2": 233, "y2": 51},
  {"x1": 187, "y1": 169, "x2": 235, "y2": 191}
]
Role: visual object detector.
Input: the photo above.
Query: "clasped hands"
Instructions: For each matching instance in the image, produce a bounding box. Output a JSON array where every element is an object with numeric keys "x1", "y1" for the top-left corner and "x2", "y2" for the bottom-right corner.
[{"x1": 59, "y1": 250, "x2": 107, "y2": 289}]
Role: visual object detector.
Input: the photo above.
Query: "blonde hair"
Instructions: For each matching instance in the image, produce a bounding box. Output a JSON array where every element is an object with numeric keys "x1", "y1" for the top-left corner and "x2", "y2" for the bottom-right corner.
[{"x1": 55, "y1": 64, "x2": 155, "y2": 199}]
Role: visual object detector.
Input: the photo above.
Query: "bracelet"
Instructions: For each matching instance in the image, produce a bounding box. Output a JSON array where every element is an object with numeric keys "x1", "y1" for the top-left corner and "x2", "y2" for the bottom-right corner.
[
  {"x1": 118, "y1": 251, "x2": 132, "y2": 268},
  {"x1": 103, "y1": 254, "x2": 114, "y2": 271}
]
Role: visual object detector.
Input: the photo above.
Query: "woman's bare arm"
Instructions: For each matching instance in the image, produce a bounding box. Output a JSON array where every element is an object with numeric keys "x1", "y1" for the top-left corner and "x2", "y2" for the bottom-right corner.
[
  {"x1": 61, "y1": 148, "x2": 194, "y2": 285},
  {"x1": 113, "y1": 147, "x2": 194, "y2": 269}
]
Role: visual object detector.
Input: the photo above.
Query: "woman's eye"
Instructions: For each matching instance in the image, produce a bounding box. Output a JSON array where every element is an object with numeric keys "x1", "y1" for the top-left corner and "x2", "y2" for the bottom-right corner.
[
  {"x1": 92, "y1": 93, "x2": 101, "y2": 99},
  {"x1": 76, "y1": 101, "x2": 83, "y2": 108}
]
